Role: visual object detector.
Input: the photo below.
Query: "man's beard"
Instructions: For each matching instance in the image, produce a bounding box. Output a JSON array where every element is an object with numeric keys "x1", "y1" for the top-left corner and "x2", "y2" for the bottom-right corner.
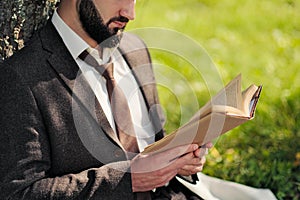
[{"x1": 78, "y1": 0, "x2": 128, "y2": 48}]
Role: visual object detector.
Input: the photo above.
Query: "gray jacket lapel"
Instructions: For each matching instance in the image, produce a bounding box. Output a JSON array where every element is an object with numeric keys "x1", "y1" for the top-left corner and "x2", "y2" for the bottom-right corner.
[
  {"x1": 39, "y1": 22, "x2": 122, "y2": 147},
  {"x1": 118, "y1": 33, "x2": 165, "y2": 141},
  {"x1": 40, "y1": 22, "x2": 79, "y2": 98},
  {"x1": 73, "y1": 73, "x2": 122, "y2": 148},
  {"x1": 118, "y1": 33, "x2": 156, "y2": 110}
]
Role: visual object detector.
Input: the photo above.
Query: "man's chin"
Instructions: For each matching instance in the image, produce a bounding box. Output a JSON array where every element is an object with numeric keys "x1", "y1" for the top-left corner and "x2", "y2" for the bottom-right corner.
[
  {"x1": 112, "y1": 27, "x2": 125, "y2": 35},
  {"x1": 116, "y1": 29, "x2": 124, "y2": 38},
  {"x1": 100, "y1": 32, "x2": 123, "y2": 48}
]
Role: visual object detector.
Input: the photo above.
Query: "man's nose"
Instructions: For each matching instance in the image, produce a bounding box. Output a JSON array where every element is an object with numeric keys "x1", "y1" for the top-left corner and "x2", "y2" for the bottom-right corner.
[{"x1": 120, "y1": 0, "x2": 136, "y2": 20}]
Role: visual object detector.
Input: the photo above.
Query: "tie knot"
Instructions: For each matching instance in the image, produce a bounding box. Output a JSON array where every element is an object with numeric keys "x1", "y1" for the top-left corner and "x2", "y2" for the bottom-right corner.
[{"x1": 79, "y1": 50, "x2": 114, "y2": 80}]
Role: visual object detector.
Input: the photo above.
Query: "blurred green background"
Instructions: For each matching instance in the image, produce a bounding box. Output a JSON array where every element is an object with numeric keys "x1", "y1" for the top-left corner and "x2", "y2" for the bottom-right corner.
[{"x1": 127, "y1": 0, "x2": 300, "y2": 199}]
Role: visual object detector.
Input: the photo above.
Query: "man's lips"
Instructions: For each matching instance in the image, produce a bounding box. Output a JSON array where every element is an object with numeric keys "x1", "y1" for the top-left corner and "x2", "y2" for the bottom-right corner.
[
  {"x1": 111, "y1": 21, "x2": 127, "y2": 29},
  {"x1": 107, "y1": 16, "x2": 129, "y2": 29}
]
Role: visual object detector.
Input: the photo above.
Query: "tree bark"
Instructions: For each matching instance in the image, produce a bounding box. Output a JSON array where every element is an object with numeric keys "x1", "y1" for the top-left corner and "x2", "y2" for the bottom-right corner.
[{"x1": 0, "y1": 0, "x2": 58, "y2": 62}]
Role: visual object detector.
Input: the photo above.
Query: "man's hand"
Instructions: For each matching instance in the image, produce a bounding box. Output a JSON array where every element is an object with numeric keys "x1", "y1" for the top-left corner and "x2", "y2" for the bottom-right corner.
[
  {"x1": 177, "y1": 142, "x2": 213, "y2": 176},
  {"x1": 131, "y1": 144, "x2": 205, "y2": 192}
]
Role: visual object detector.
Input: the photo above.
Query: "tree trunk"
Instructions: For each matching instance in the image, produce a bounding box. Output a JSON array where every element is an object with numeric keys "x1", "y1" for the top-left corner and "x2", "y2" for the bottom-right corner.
[{"x1": 0, "y1": 0, "x2": 58, "y2": 62}]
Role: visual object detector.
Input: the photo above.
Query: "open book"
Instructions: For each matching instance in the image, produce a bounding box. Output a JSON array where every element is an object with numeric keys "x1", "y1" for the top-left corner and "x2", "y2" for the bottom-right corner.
[{"x1": 142, "y1": 74, "x2": 262, "y2": 155}]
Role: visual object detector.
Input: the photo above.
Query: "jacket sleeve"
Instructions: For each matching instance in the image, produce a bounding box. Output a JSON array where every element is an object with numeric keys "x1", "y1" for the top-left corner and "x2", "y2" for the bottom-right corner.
[{"x1": 0, "y1": 65, "x2": 134, "y2": 200}]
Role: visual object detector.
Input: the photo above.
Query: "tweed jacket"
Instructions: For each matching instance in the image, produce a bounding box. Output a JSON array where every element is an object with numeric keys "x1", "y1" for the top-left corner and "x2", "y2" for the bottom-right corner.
[{"x1": 0, "y1": 22, "x2": 165, "y2": 199}]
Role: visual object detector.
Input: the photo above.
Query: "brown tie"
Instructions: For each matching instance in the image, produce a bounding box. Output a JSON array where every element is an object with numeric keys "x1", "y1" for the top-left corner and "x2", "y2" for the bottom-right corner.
[{"x1": 79, "y1": 51, "x2": 139, "y2": 153}]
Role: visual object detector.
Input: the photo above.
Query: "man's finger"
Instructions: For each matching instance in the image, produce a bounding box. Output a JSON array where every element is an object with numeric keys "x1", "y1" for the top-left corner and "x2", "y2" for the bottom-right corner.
[
  {"x1": 204, "y1": 142, "x2": 214, "y2": 148},
  {"x1": 167, "y1": 144, "x2": 199, "y2": 162}
]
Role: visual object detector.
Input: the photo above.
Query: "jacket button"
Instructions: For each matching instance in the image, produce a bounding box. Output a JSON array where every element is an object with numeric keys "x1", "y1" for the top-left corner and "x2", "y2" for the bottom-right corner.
[{"x1": 114, "y1": 149, "x2": 123, "y2": 158}]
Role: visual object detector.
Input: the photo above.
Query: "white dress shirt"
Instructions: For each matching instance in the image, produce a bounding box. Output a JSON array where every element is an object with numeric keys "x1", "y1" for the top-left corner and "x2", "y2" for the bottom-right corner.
[{"x1": 51, "y1": 10, "x2": 155, "y2": 151}]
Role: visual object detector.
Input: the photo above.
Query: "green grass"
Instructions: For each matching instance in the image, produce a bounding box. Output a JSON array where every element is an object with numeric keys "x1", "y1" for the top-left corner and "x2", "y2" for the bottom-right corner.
[{"x1": 128, "y1": 0, "x2": 300, "y2": 199}]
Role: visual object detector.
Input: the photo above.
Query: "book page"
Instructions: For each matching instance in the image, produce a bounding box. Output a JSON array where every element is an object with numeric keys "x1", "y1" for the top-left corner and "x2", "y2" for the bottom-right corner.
[
  {"x1": 249, "y1": 85, "x2": 262, "y2": 117},
  {"x1": 241, "y1": 84, "x2": 258, "y2": 115},
  {"x1": 211, "y1": 74, "x2": 242, "y2": 110},
  {"x1": 186, "y1": 74, "x2": 243, "y2": 124},
  {"x1": 142, "y1": 112, "x2": 249, "y2": 155}
]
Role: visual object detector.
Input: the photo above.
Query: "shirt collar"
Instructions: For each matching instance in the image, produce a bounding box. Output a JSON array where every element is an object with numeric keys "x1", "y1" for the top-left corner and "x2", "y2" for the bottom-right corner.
[{"x1": 51, "y1": 10, "x2": 88, "y2": 60}]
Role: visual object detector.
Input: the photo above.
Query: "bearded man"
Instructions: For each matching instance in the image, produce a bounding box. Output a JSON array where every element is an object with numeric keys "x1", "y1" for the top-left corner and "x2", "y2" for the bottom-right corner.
[{"x1": 0, "y1": 0, "x2": 211, "y2": 199}]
